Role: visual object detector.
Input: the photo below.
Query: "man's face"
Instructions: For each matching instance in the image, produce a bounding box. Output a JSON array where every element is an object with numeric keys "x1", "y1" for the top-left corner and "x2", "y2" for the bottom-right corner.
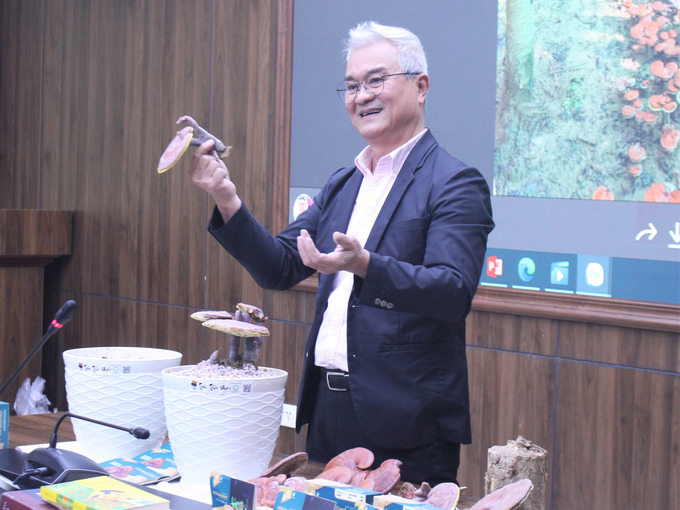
[{"x1": 345, "y1": 40, "x2": 427, "y2": 152}]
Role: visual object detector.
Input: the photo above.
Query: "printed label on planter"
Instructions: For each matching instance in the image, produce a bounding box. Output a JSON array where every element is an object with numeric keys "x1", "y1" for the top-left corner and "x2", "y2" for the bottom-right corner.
[
  {"x1": 76, "y1": 363, "x2": 132, "y2": 375},
  {"x1": 189, "y1": 380, "x2": 254, "y2": 395}
]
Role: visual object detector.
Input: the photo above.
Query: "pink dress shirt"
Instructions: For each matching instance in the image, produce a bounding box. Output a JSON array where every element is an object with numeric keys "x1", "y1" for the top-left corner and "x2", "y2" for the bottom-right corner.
[{"x1": 314, "y1": 129, "x2": 428, "y2": 371}]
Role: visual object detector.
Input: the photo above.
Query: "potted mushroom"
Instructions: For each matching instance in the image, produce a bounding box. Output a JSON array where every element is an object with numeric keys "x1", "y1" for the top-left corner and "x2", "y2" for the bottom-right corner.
[{"x1": 161, "y1": 304, "x2": 288, "y2": 501}]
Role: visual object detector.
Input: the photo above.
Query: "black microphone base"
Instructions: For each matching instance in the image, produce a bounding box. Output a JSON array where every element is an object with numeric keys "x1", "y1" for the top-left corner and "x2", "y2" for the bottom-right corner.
[
  {"x1": 0, "y1": 449, "x2": 27, "y2": 481},
  {"x1": 0, "y1": 447, "x2": 108, "y2": 489}
]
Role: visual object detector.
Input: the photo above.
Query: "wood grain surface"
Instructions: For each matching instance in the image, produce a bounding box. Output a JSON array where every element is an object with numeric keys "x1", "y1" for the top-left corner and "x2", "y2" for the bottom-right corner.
[
  {"x1": 0, "y1": 210, "x2": 72, "y2": 263},
  {"x1": 8, "y1": 412, "x2": 76, "y2": 449},
  {"x1": 0, "y1": 267, "x2": 45, "y2": 406},
  {"x1": 0, "y1": 0, "x2": 44, "y2": 210}
]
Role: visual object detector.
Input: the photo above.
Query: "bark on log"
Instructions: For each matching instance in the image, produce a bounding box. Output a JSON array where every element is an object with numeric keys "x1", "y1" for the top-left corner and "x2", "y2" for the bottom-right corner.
[{"x1": 484, "y1": 436, "x2": 547, "y2": 510}]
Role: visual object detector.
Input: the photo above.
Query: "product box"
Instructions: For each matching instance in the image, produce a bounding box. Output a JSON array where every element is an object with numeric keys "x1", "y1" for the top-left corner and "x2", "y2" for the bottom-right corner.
[
  {"x1": 305, "y1": 478, "x2": 348, "y2": 494},
  {"x1": 315, "y1": 483, "x2": 382, "y2": 509},
  {"x1": 210, "y1": 472, "x2": 257, "y2": 510},
  {"x1": 373, "y1": 494, "x2": 443, "y2": 510},
  {"x1": 273, "y1": 487, "x2": 336, "y2": 510},
  {"x1": 0, "y1": 401, "x2": 9, "y2": 450}
]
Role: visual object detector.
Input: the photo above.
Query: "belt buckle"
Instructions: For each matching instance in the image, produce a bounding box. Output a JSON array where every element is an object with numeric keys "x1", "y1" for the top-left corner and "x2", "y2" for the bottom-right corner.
[{"x1": 326, "y1": 371, "x2": 348, "y2": 392}]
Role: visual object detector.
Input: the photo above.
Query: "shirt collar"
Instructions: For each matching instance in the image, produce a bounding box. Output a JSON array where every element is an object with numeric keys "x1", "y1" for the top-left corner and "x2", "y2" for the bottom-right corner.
[{"x1": 355, "y1": 128, "x2": 428, "y2": 178}]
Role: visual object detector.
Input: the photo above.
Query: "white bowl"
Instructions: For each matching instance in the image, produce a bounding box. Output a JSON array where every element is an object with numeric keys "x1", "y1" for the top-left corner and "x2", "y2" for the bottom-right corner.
[{"x1": 63, "y1": 347, "x2": 182, "y2": 461}]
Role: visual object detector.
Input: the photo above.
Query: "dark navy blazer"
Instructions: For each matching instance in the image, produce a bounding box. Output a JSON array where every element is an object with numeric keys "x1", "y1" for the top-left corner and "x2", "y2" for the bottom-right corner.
[{"x1": 209, "y1": 130, "x2": 494, "y2": 449}]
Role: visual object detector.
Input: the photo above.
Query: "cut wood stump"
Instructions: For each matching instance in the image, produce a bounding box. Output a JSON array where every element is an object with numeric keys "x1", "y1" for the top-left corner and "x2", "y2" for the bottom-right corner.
[{"x1": 484, "y1": 436, "x2": 547, "y2": 510}]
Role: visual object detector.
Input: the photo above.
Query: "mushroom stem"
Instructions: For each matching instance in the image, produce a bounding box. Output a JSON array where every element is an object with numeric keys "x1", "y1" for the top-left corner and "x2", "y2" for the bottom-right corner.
[
  {"x1": 243, "y1": 337, "x2": 264, "y2": 365},
  {"x1": 177, "y1": 116, "x2": 231, "y2": 158},
  {"x1": 229, "y1": 335, "x2": 241, "y2": 363}
]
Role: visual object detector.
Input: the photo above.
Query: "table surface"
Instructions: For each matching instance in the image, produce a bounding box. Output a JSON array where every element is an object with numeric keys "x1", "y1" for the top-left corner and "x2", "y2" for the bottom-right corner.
[
  {"x1": 8, "y1": 413, "x2": 77, "y2": 448},
  {"x1": 8, "y1": 413, "x2": 476, "y2": 509}
]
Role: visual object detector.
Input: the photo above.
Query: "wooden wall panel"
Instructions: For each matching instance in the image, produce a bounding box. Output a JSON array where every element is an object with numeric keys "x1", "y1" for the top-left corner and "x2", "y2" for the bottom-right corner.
[
  {"x1": 40, "y1": 0, "x2": 212, "y2": 307},
  {"x1": 0, "y1": 0, "x2": 44, "y2": 209},
  {"x1": 555, "y1": 360, "x2": 680, "y2": 509},
  {"x1": 560, "y1": 321, "x2": 680, "y2": 373},
  {"x1": 461, "y1": 347, "x2": 556, "y2": 503},
  {"x1": 0, "y1": 210, "x2": 71, "y2": 260},
  {"x1": 205, "y1": 0, "x2": 278, "y2": 312},
  {"x1": 467, "y1": 309, "x2": 558, "y2": 356},
  {"x1": 0, "y1": 267, "x2": 44, "y2": 405}
]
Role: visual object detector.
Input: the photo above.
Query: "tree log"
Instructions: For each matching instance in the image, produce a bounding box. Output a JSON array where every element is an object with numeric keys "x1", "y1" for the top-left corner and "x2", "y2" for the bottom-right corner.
[{"x1": 484, "y1": 436, "x2": 547, "y2": 510}]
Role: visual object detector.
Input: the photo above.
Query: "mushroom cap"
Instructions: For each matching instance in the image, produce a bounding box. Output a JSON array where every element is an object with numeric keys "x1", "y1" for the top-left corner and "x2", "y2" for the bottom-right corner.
[
  {"x1": 622, "y1": 104, "x2": 637, "y2": 118},
  {"x1": 660, "y1": 124, "x2": 679, "y2": 151},
  {"x1": 202, "y1": 318, "x2": 270, "y2": 337},
  {"x1": 158, "y1": 126, "x2": 194, "y2": 173},
  {"x1": 469, "y1": 479, "x2": 533, "y2": 510},
  {"x1": 236, "y1": 303, "x2": 267, "y2": 322},
  {"x1": 622, "y1": 105, "x2": 637, "y2": 118},
  {"x1": 592, "y1": 186, "x2": 615, "y2": 201},
  {"x1": 627, "y1": 143, "x2": 647, "y2": 162},
  {"x1": 624, "y1": 89, "x2": 640, "y2": 101},
  {"x1": 650, "y1": 60, "x2": 678, "y2": 79},
  {"x1": 259, "y1": 452, "x2": 309, "y2": 478},
  {"x1": 644, "y1": 182, "x2": 670, "y2": 202},
  {"x1": 190, "y1": 310, "x2": 235, "y2": 322}
]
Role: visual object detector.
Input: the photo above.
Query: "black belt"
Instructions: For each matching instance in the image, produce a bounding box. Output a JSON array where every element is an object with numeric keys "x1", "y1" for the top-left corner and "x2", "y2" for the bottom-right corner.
[{"x1": 319, "y1": 368, "x2": 350, "y2": 391}]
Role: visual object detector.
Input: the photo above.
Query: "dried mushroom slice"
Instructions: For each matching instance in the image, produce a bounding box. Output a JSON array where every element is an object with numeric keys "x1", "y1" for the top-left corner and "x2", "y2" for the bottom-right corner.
[
  {"x1": 469, "y1": 479, "x2": 533, "y2": 510},
  {"x1": 158, "y1": 126, "x2": 194, "y2": 173},
  {"x1": 190, "y1": 310, "x2": 234, "y2": 322},
  {"x1": 259, "y1": 452, "x2": 309, "y2": 478},
  {"x1": 202, "y1": 318, "x2": 270, "y2": 337}
]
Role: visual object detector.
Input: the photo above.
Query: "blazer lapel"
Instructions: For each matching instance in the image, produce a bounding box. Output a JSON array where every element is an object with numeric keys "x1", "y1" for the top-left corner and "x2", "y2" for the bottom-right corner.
[
  {"x1": 364, "y1": 131, "x2": 438, "y2": 253},
  {"x1": 315, "y1": 168, "x2": 363, "y2": 253}
]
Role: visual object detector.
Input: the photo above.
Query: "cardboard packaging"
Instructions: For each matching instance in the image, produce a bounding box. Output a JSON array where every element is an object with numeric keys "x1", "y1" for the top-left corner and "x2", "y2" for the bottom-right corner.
[
  {"x1": 0, "y1": 401, "x2": 9, "y2": 449},
  {"x1": 373, "y1": 494, "x2": 443, "y2": 510},
  {"x1": 273, "y1": 487, "x2": 336, "y2": 510},
  {"x1": 314, "y1": 482, "x2": 381, "y2": 509}
]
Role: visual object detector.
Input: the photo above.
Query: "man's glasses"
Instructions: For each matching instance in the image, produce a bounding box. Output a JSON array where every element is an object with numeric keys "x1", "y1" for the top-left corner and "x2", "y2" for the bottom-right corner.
[{"x1": 336, "y1": 72, "x2": 419, "y2": 103}]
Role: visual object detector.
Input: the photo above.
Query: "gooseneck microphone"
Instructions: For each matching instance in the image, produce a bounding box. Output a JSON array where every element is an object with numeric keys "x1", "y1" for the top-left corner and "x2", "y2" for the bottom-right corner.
[
  {"x1": 49, "y1": 412, "x2": 150, "y2": 447},
  {"x1": 0, "y1": 300, "x2": 78, "y2": 399},
  {"x1": 14, "y1": 412, "x2": 150, "y2": 488}
]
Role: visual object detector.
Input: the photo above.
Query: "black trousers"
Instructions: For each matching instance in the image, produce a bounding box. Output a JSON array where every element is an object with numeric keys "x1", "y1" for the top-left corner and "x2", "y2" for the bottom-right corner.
[{"x1": 304, "y1": 368, "x2": 461, "y2": 486}]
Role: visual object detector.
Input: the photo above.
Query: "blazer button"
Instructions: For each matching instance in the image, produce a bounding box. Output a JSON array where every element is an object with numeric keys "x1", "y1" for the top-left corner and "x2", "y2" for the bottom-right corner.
[
  {"x1": 374, "y1": 298, "x2": 381, "y2": 305},
  {"x1": 380, "y1": 300, "x2": 387, "y2": 307},
  {"x1": 386, "y1": 302, "x2": 394, "y2": 309}
]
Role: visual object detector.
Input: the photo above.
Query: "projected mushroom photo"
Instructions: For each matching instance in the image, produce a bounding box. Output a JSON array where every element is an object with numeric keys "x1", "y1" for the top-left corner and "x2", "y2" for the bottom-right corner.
[{"x1": 494, "y1": 0, "x2": 680, "y2": 203}]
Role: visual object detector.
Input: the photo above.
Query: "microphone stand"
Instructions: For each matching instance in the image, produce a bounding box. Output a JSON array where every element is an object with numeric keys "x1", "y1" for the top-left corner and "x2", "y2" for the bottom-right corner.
[{"x1": 0, "y1": 300, "x2": 78, "y2": 400}]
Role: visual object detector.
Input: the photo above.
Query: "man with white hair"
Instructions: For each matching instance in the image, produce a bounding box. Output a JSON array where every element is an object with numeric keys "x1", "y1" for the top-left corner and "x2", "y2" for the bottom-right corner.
[{"x1": 190, "y1": 21, "x2": 494, "y2": 484}]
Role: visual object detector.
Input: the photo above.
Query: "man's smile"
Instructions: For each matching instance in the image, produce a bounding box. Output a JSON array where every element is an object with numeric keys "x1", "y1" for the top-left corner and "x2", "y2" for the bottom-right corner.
[{"x1": 359, "y1": 108, "x2": 383, "y2": 117}]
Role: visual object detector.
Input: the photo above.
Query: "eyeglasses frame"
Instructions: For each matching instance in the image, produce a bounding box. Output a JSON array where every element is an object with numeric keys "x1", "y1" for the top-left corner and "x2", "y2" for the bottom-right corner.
[{"x1": 337, "y1": 72, "x2": 421, "y2": 103}]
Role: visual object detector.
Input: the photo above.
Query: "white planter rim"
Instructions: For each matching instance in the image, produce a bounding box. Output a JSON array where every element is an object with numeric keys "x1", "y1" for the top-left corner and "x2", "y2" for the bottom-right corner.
[
  {"x1": 64, "y1": 347, "x2": 182, "y2": 366},
  {"x1": 162, "y1": 364, "x2": 287, "y2": 380},
  {"x1": 162, "y1": 365, "x2": 287, "y2": 396}
]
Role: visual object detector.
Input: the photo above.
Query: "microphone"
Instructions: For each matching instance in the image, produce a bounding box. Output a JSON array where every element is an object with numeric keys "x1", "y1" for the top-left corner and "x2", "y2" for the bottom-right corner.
[
  {"x1": 48, "y1": 412, "x2": 150, "y2": 447},
  {"x1": 0, "y1": 300, "x2": 78, "y2": 399},
  {"x1": 51, "y1": 300, "x2": 78, "y2": 329},
  {"x1": 14, "y1": 412, "x2": 150, "y2": 488}
]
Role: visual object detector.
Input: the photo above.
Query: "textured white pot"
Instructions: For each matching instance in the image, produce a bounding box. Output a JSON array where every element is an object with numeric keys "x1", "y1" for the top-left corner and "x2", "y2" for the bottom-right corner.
[
  {"x1": 63, "y1": 347, "x2": 182, "y2": 461},
  {"x1": 162, "y1": 365, "x2": 287, "y2": 498}
]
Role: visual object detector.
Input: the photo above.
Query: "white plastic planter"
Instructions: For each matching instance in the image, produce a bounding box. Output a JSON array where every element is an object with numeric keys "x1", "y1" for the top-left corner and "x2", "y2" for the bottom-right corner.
[
  {"x1": 63, "y1": 347, "x2": 182, "y2": 461},
  {"x1": 162, "y1": 365, "x2": 287, "y2": 498}
]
